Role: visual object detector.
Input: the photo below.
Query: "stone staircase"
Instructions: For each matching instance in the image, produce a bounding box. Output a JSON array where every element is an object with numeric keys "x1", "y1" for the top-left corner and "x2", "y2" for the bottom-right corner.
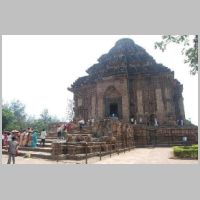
[{"x1": 2, "y1": 126, "x2": 93, "y2": 160}]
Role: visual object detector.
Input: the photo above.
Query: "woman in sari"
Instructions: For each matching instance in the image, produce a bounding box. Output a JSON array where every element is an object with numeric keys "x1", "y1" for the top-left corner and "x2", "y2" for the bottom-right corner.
[
  {"x1": 31, "y1": 131, "x2": 38, "y2": 148},
  {"x1": 22, "y1": 131, "x2": 29, "y2": 146},
  {"x1": 27, "y1": 128, "x2": 33, "y2": 147},
  {"x1": 19, "y1": 130, "x2": 26, "y2": 147}
]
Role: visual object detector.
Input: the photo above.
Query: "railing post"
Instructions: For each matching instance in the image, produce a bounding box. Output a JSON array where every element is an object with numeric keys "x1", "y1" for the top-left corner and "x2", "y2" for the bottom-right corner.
[
  {"x1": 85, "y1": 144, "x2": 88, "y2": 164},
  {"x1": 117, "y1": 140, "x2": 120, "y2": 155},
  {"x1": 110, "y1": 143, "x2": 112, "y2": 158},
  {"x1": 57, "y1": 144, "x2": 59, "y2": 162},
  {"x1": 100, "y1": 144, "x2": 102, "y2": 161}
]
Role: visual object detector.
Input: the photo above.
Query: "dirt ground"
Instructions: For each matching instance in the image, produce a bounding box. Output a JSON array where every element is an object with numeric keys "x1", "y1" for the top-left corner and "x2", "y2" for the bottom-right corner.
[{"x1": 1, "y1": 147, "x2": 198, "y2": 165}]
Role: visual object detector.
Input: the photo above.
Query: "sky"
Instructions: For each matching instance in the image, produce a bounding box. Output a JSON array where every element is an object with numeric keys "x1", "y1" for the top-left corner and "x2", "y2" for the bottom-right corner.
[{"x1": 2, "y1": 35, "x2": 198, "y2": 125}]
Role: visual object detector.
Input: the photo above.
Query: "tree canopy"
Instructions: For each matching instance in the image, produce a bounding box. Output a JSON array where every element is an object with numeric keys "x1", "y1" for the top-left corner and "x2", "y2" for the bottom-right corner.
[
  {"x1": 2, "y1": 100, "x2": 61, "y2": 132},
  {"x1": 155, "y1": 35, "x2": 198, "y2": 75}
]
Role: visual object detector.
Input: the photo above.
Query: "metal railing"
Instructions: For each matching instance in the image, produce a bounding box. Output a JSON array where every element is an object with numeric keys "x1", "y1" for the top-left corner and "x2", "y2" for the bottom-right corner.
[{"x1": 52, "y1": 136, "x2": 136, "y2": 164}]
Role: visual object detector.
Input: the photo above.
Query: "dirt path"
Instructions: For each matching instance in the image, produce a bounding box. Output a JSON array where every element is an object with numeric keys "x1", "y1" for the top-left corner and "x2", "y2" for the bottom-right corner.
[{"x1": 1, "y1": 147, "x2": 198, "y2": 164}]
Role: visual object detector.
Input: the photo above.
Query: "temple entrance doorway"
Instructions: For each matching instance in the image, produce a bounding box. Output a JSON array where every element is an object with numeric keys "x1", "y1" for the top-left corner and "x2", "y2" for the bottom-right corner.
[
  {"x1": 104, "y1": 97, "x2": 122, "y2": 119},
  {"x1": 110, "y1": 103, "x2": 118, "y2": 117},
  {"x1": 149, "y1": 114, "x2": 156, "y2": 126}
]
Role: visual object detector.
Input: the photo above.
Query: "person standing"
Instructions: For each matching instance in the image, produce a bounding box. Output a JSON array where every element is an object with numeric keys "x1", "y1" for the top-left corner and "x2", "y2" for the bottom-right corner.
[
  {"x1": 57, "y1": 125, "x2": 62, "y2": 139},
  {"x1": 28, "y1": 128, "x2": 33, "y2": 146},
  {"x1": 7, "y1": 132, "x2": 12, "y2": 143},
  {"x1": 40, "y1": 129, "x2": 47, "y2": 147},
  {"x1": 91, "y1": 118, "x2": 95, "y2": 126},
  {"x1": 79, "y1": 119, "x2": 85, "y2": 131},
  {"x1": 31, "y1": 130, "x2": 38, "y2": 148},
  {"x1": 63, "y1": 124, "x2": 68, "y2": 140},
  {"x1": 22, "y1": 130, "x2": 29, "y2": 146},
  {"x1": 134, "y1": 119, "x2": 137, "y2": 125},
  {"x1": 7, "y1": 136, "x2": 19, "y2": 164},
  {"x1": 130, "y1": 117, "x2": 134, "y2": 124},
  {"x1": 3, "y1": 132, "x2": 8, "y2": 147},
  {"x1": 139, "y1": 117, "x2": 143, "y2": 124},
  {"x1": 154, "y1": 118, "x2": 158, "y2": 127},
  {"x1": 2, "y1": 133, "x2": 5, "y2": 147},
  {"x1": 19, "y1": 130, "x2": 26, "y2": 147},
  {"x1": 180, "y1": 119, "x2": 184, "y2": 126}
]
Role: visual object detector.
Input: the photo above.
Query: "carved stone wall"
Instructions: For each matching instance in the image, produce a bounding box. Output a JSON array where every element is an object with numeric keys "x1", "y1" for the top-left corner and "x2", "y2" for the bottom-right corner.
[{"x1": 96, "y1": 76, "x2": 129, "y2": 121}]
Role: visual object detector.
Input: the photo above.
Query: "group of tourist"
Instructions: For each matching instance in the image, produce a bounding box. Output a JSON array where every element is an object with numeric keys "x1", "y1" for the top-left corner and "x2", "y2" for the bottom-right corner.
[
  {"x1": 130, "y1": 116, "x2": 185, "y2": 127},
  {"x1": 2, "y1": 128, "x2": 47, "y2": 164},
  {"x1": 2, "y1": 128, "x2": 47, "y2": 148},
  {"x1": 177, "y1": 119, "x2": 184, "y2": 126},
  {"x1": 130, "y1": 117, "x2": 159, "y2": 126},
  {"x1": 56, "y1": 122, "x2": 75, "y2": 139},
  {"x1": 78, "y1": 118, "x2": 95, "y2": 131}
]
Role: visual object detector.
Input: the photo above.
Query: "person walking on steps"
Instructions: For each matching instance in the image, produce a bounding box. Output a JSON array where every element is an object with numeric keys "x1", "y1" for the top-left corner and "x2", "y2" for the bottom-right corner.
[{"x1": 40, "y1": 129, "x2": 47, "y2": 147}]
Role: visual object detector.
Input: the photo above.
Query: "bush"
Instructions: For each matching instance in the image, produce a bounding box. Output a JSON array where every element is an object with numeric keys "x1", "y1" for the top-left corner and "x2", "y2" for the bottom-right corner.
[{"x1": 173, "y1": 145, "x2": 198, "y2": 159}]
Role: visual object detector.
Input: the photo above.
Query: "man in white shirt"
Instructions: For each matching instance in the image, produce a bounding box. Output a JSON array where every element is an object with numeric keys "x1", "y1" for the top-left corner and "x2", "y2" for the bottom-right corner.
[
  {"x1": 130, "y1": 117, "x2": 134, "y2": 124},
  {"x1": 7, "y1": 132, "x2": 12, "y2": 142},
  {"x1": 40, "y1": 129, "x2": 47, "y2": 147},
  {"x1": 154, "y1": 118, "x2": 158, "y2": 127},
  {"x1": 79, "y1": 119, "x2": 85, "y2": 131}
]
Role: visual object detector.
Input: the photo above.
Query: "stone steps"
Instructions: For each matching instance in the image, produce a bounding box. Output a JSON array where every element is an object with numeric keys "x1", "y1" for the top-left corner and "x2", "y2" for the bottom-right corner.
[
  {"x1": 2, "y1": 136, "x2": 56, "y2": 160},
  {"x1": 37, "y1": 138, "x2": 56, "y2": 143},
  {"x1": 37, "y1": 142, "x2": 52, "y2": 147},
  {"x1": 2, "y1": 127, "x2": 95, "y2": 161},
  {"x1": 18, "y1": 146, "x2": 52, "y2": 153}
]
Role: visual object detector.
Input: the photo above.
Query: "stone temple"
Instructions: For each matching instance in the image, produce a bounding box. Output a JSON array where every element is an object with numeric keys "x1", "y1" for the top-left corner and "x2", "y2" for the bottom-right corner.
[{"x1": 69, "y1": 38, "x2": 185, "y2": 125}]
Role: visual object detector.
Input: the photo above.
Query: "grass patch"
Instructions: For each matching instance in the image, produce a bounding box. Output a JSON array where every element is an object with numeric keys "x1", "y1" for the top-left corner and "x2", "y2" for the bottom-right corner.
[{"x1": 173, "y1": 145, "x2": 198, "y2": 159}]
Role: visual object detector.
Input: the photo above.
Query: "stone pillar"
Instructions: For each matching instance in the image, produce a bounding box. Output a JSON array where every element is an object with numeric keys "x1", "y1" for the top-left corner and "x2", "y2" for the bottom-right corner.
[
  {"x1": 91, "y1": 96, "x2": 96, "y2": 118},
  {"x1": 137, "y1": 90, "x2": 144, "y2": 114},
  {"x1": 155, "y1": 88, "x2": 165, "y2": 122},
  {"x1": 98, "y1": 98, "x2": 103, "y2": 119},
  {"x1": 122, "y1": 78, "x2": 129, "y2": 122},
  {"x1": 176, "y1": 84, "x2": 185, "y2": 120},
  {"x1": 178, "y1": 96, "x2": 185, "y2": 119},
  {"x1": 122, "y1": 94, "x2": 129, "y2": 121},
  {"x1": 165, "y1": 88, "x2": 175, "y2": 114}
]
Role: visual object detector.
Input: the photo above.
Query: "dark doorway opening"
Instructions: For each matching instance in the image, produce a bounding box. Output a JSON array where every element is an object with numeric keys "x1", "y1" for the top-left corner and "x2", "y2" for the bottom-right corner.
[
  {"x1": 104, "y1": 97, "x2": 122, "y2": 119},
  {"x1": 149, "y1": 114, "x2": 155, "y2": 126},
  {"x1": 110, "y1": 103, "x2": 118, "y2": 117}
]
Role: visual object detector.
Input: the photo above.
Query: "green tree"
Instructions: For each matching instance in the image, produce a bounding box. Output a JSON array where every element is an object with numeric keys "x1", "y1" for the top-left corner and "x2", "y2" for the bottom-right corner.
[
  {"x1": 2, "y1": 101, "x2": 26, "y2": 131},
  {"x1": 155, "y1": 35, "x2": 198, "y2": 75},
  {"x1": 38, "y1": 109, "x2": 60, "y2": 131},
  {"x1": 2, "y1": 104, "x2": 15, "y2": 131},
  {"x1": 40, "y1": 109, "x2": 51, "y2": 124},
  {"x1": 9, "y1": 100, "x2": 27, "y2": 130},
  {"x1": 2, "y1": 100, "x2": 61, "y2": 132}
]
